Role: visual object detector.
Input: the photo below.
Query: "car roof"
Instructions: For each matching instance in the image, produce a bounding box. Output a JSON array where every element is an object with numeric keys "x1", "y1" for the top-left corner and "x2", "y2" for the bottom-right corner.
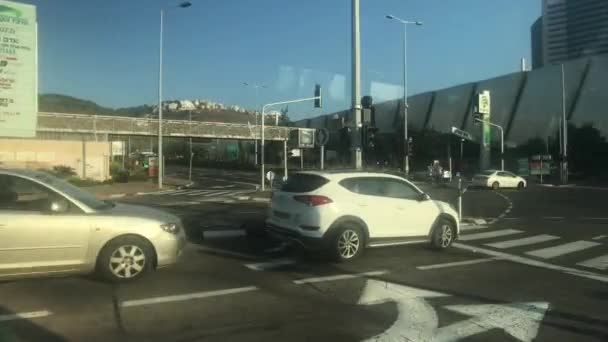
[{"x1": 293, "y1": 170, "x2": 407, "y2": 181}]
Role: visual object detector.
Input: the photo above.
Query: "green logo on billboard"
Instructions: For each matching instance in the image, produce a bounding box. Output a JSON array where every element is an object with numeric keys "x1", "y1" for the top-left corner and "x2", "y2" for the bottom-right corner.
[{"x1": 0, "y1": 5, "x2": 22, "y2": 18}]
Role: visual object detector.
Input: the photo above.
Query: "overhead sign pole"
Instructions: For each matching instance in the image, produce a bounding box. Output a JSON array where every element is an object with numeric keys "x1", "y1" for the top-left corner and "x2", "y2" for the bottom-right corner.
[
  {"x1": 0, "y1": 1, "x2": 37, "y2": 138},
  {"x1": 260, "y1": 88, "x2": 322, "y2": 191}
]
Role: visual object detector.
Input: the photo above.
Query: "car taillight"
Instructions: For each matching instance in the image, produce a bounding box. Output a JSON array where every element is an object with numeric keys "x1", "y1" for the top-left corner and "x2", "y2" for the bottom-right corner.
[{"x1": 293, "y1": 195, "x2": 332, "y2": 206}]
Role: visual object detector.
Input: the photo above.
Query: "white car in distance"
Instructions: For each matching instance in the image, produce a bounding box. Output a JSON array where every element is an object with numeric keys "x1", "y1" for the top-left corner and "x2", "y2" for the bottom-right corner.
[
  {"x1": 266, "y1": 172, "x2": 460, "y2": 261},
  {"x1": 472, "y1": 170, "x2": 527, "y2": 190}
]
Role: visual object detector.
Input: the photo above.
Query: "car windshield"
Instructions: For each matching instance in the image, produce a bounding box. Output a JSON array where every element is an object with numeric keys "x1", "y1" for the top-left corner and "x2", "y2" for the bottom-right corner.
[{"x1": 31, "y1": 172, "x2": 112, "y2": 210}]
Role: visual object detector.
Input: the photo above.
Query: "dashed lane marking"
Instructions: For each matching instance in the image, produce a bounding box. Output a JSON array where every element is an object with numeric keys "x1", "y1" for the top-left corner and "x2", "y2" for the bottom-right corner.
[
  {"x1": 417, "y1": 258, "x2": 498, "y2": 270},
  {"x1": 592, "y1": 235, "x2": 607, "y2": 241},
  {"x1": 245, "y1": 259, "x2": 296, "y2": 271},
  {"x1": 525, "y1": 241, "x2": 601, "y2": 259},
  {"x1": 542, "y1": 216, "x2": 565, "y2": 220},
  {"x1": 293, "y1": 270, "x2": 389, "y2": 285},
  {"x1": 485, "y1": 235, "x2": 560, "y2": 249},
  {"x1": 453, "y1": 243, "x2": 608, "y2": 283},
  {"x1": 458, "y1": 229, "x2": 523, "y2": 241},
  {"x1": 120, "y1": 287, "x2": 259, "y2": 308},
  {"x1": 0, "y1": 310, "x2": 52, "y2": 322}
]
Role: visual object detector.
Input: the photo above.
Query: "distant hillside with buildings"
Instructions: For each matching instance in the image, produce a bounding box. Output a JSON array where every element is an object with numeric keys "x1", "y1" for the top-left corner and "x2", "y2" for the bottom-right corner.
[{"x1": 38, "y1": 94, "x2": 286, "y2": 125}]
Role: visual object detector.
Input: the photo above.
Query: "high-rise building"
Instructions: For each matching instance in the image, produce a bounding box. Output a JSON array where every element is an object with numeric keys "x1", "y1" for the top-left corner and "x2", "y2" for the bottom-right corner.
[
  {"x1": 531, "y1": 17, "x2": 544, "y2": 69},
  {"x1": 531, "y1": 0, "x2": 608, "y2": 69}
]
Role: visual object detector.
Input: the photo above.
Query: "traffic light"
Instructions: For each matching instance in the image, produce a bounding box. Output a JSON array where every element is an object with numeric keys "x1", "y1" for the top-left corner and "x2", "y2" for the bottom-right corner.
[
  {"x1": 366, "y1": 126, "x2": 378, "y2": 149},
  {"x1": 407, "y1": 137, "x2": 413, "y2": 156},
  {"x1": 314, "y1": 84, "x2": 322, "y2": 108},
  {"x1": 361, "y1": 95, "x2": 373, "y2": 109}
]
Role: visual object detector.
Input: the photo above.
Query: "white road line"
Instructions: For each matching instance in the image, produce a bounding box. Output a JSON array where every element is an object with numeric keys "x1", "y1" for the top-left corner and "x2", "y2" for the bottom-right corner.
[
  {"x1": 293, "y1": 270, "x2": 388, "y2": 285},
  {"x1": 526, "y1": 241, "x2": 601, "y2": 259},
  {"x1": 485, "y1": 235, "x2": 560, "y2": 249},
  {"x1": 581, "y1": 217, "x2": 608, "y2": 221},
  {"x1": 458, "y1": 229, "x2": 523, "y2": 241},
  {"x1": 542, "y1": 216, "x2": 565, "y2": 220},
  {"x1": 147, "y1": 189, "x2": 180, "y2": 195},
  {"x1": 453, "y1": 243, "x2": 608, "y2": 283},
  {"x1": 245, "y1": 259, "x2": 296, "y2": 271},
  {"x1": 592, "y1": 235, "x2": 607, "y2": 241},
  {"x1": 121, "y1": 286, "x2": 258, "y2": 308},
  {"x1": 577, "y1": 255, "x2": 608, "y2": 271},
  {"x1": 203, "y1": 229, "x2": 246, "y2": 239},
  {"x1": 417, "y1": 258, "x2": 498, "y2": 270},
  {"x1": 167, "y1": 189, "x2": 194, "y2": 196},
  {"x1": 0, "y1": 310, "x2": 52, "y2": 322},
  {"x1": 459, "y1": 224, "x2": 488, "y2": 231},
  {"x1": 185, "y1": 190, "x2": 214, "y2": 196},
  {"x1": 202, "y1": 190, "x2": 232, "y2": 197}
]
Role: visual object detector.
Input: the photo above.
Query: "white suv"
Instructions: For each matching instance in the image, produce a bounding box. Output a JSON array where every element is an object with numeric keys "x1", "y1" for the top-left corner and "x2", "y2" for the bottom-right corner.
[{"x1": 266, "y1": 171, "x2": 460, "y2": 261}]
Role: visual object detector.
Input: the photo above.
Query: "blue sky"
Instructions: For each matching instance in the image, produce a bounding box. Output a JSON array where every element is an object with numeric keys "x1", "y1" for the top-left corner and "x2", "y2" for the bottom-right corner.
[{"x1": 23, "y1": 0, "x2": 540, "y2": 120}]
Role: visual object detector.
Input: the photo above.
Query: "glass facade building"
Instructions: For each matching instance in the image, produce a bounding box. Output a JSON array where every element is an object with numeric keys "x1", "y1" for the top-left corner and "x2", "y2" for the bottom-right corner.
[
  {"x1": 533, "y1": 0, "x2": 608, "y2": 68},
  {"x1": 297, "y1": 55, "x2": 608, "y2": 148}
]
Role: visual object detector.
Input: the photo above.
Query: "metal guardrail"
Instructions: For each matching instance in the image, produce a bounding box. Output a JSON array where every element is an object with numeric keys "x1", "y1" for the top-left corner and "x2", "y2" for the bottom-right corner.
[{"x1": 36, "y1": 112, "x2": 294, "y2": 141}]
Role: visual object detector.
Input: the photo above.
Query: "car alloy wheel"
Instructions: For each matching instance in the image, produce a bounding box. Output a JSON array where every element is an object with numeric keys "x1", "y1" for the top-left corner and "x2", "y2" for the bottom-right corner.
[
  {"x1": 109, "y1": 245, "x2": 146, "y2": 279},
  {"x1": 431, "y1": 219, "x2": 455, "y2": 250},
  {"x1": 337, "y1": 229, "x2": 360, "y2": 259},
  {"x1": 439, "y1": 224, "x2": 453, "y2": 248}
]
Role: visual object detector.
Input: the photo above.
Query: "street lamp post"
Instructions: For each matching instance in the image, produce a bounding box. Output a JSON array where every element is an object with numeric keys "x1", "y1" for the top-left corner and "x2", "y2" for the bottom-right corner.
[
  {"x1": 386, "y1": 15, "x2": 422, "y2": 176},
  {"x1": 158, "y1": 1, "x2": 192, "y2": 189},
  {"x1": 476, "y1": 118, "x2": 504, "y2": 170},
  {"x1": 188, "y1": 110, "x2": 193, "y2": 182},
  {"x1": 243, "y1": 82, "x2": 267, "y2": 166}
]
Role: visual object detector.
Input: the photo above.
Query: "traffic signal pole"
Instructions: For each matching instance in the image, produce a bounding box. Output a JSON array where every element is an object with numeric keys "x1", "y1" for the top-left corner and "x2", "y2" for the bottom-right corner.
[{"x1": 260, "y1": 94, "x2": 322, "y2": 191}]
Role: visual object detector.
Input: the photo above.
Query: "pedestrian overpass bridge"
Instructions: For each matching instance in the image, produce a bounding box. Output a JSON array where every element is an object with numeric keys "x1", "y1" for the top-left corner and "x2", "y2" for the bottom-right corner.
[{"x1": 36, "y1": 112, "x2": 297, "y2": 141}]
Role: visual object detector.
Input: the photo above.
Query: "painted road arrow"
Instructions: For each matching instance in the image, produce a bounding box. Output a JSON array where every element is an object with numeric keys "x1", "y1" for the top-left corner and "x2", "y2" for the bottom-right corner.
[
  {"x1": 358, "y1": 279, "x2": 549, "y2": 342},
  {"x1": 434, "y1": 301, "x2": 549, "y2": 342},
  {"x1": 358, "y1": 279, "x2": 448, "y2": 342}
]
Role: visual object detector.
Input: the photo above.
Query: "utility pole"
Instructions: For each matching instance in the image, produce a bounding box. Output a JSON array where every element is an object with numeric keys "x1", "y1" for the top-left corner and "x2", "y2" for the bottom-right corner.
[
  {"x1": 561, "y1": 64, "x2": 568, "y2": 184},
  {"x1": 157, "y1": 9, "x2": 164, "y2": 189},
  {"x1": 352, "y1": 0, "x2": 362, "y2": 169},
  {"x1": 189, "y1": 110, "x2": 193, "y2": 182}
]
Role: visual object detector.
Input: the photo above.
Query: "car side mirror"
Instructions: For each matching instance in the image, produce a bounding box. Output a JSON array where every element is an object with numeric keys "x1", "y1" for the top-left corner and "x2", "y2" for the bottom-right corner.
[
  {"x1": 49, "y1": 198, "x2": 69, "y2": 213},
  {"x1": 418, "y1": 193, "x2": 430, "y2": 202}
]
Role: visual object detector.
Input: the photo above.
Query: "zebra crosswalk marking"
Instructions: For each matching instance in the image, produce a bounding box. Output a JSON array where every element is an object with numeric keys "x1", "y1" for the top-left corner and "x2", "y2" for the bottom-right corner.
[
  {"x1": 458, "y1": 229, "x2": 523, "y2": 241},
  {"x1": 577, "y1": 254, "x2": 608, "y2": 271},
  {"x1": 485, "y1": 235, "x2": 560, "y2": 249},
  {"x1": 526, "y1": 241, "x2": 601, "y2": 259}
]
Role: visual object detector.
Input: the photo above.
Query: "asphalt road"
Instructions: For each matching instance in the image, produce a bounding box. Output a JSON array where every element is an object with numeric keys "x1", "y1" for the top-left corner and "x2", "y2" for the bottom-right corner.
[{"x1": 1, "y1": 168, "x2": 607, "y2": 342}]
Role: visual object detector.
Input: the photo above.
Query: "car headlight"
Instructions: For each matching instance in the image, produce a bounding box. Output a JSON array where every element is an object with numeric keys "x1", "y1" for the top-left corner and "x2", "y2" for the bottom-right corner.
[{"x1": 160, "y1": 223, "x2": 180, "y2": 234}]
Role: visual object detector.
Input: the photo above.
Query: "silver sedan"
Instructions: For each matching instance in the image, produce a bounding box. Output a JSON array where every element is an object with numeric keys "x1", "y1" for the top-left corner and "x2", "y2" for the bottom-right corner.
[{"x1": 0, "y1": 169, "x2": 187, "y2": 282}]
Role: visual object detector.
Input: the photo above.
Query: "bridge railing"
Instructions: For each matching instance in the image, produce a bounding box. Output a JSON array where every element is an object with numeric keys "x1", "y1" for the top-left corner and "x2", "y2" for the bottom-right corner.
[{"x1": 37, "y1": 112, "x2": 293, "y2": 141}]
